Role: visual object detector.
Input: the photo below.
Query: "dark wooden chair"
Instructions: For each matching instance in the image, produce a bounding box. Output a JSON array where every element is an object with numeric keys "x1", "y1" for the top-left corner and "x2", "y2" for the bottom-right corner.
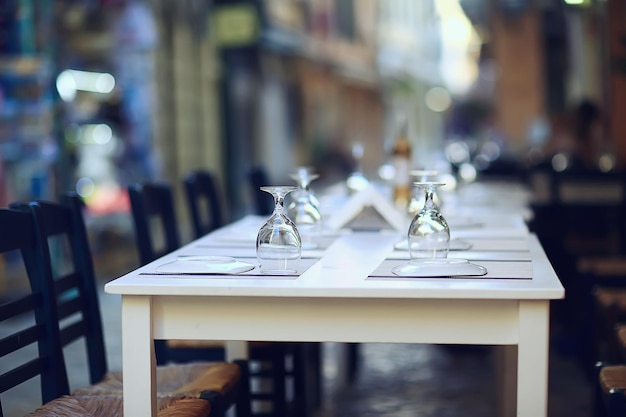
[
  {"x1": 595, "y1": 361, "x2": 626, "y2": 417},
  {"x1": 127, "y1": 182, "x2": 181, "y2": 265},
  {"x1": 248, "y1": 166, "x2": 274, "y2": 216},
  {"x1": 0, "y1": 208, "x2": 70, "y2": 415},
  {"x1": 15, "y1": 194, "x2": 251, "y2": 417},
  {"x1": 126, "y1": 182, "x2": 225, "y2": 365},
  {"x1": 184, "y1": 170, "x2": 225, "y2": 239},
  {"x1": 127, "y1": 181, "x2": 314, "y2": 416}
]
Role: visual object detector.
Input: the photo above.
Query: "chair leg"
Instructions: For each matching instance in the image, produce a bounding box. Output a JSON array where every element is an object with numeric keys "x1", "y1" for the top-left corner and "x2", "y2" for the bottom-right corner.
[
  {"x1": 347, "y1": 343, "x2": 360, "y2": 384},
  {"x1": 594, "y1": 361, "x2": 608, "y2": 417},
  {"x1": 607, "y1": 389, "x2": 626, "y2": 417},
  {"x1": 234, "y1": 359, "x2": 253, "y2": 417},
  {"x1": 311, "y1": 342, "x2": 323, "y2": 408},
  {"x1": 290, "y1": 343, "x2": 319, "y2": 417}
]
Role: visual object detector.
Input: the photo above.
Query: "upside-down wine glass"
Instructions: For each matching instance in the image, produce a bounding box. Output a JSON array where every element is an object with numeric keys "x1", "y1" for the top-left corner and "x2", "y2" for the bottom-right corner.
[
  {"x1": 407, "y1": 182, "x2": 450, "y2": 260},
  {"x1": 256, "y1": 186, "x2": 302, "y2": 274},
  {"x1": 392, "y1": 182, "x2": 486, "y2": 276},
  {"x1": 287, "y1": 168, "x2": 322, "y2": 247}
]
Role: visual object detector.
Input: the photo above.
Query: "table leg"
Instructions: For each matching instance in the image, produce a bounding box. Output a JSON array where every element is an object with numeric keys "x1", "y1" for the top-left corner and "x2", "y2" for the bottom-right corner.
[
  {"x1": 122, "y1": 295, "x2": 157, "y2": 417},
  {"x1": 517, "y1": 300, "x2": 550, "y2": 417}
]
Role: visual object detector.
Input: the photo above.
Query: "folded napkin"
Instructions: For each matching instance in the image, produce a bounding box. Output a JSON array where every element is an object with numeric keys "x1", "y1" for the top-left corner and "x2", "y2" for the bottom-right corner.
[
  {"x1": 391, "y1": 259, "x2": 487, "y2": 277},
  {"x1": 155, "y1": 256, "x2": 255, "y2": 275}
]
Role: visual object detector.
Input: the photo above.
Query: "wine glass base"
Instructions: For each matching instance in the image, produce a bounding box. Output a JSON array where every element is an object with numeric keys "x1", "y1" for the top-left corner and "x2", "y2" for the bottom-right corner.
[{"x1": 392, "y1": 258, "x2": 487, "y2": 277}]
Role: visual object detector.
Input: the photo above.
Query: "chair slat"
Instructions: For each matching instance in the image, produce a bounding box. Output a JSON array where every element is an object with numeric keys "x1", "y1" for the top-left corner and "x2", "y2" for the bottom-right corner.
[
  {"x1": 55, "y1": 273, "x2": 80, "y2": 296},
  {"x1": 0, "y1": 324, "x2": 43, "y2": 356},
  {"x1": 0, "y1": 293, "x2": 36, "y2": 322},
  {"x1": 0, "y1": 357, "x2": 47, "y2": 395}
]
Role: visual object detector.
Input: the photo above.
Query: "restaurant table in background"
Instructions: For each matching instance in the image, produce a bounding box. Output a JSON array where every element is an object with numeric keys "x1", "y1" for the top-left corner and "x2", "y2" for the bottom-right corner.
[{"x1": 105, "y1": 180, "x2": 564, "y2": 417}]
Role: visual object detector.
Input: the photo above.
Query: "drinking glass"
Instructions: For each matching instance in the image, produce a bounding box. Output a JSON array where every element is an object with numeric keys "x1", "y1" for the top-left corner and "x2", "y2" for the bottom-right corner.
[
  {"x1": 393, "y1": 181, "x2": 486, "y2": 276},
  {"x1": 287, "y1": 169, "x2": 322, "y2": 246},
  {"x1": 407, "y1": 182, "x2": 450, "y2": 260},
  {"x1": 256, "y1": 186, "x2": 302, "y2": 274}
]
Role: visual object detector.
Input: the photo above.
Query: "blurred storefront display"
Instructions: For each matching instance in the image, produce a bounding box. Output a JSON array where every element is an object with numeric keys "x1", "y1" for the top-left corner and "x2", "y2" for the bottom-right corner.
[{"x1": 0, "y1": 57, "x2": 56, "y2": 206}]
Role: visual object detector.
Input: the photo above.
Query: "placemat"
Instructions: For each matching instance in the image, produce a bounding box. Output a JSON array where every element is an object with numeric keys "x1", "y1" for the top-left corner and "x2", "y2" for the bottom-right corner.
[
  {"x1": 367, "y1": 259, "x2": 533, "y2": 280},
  {"x1": 140, "y1": 257, "x2": 319, "y2": 279}
]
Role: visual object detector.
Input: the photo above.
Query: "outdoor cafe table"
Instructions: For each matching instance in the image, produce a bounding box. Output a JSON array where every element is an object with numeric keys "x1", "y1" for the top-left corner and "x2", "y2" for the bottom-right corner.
[{"x1": 105, "y1": 214, "x2": 564, "y2": 417}]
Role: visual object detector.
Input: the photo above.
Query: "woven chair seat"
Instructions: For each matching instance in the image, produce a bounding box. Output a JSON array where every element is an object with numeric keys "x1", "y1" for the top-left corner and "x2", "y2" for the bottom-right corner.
[
  {"x1": 72, "y1": 362, "x2": 241, "y2": 399},
  {"x1": 599, "y1": 365, "x2": 626, "y2": 393},
  {"x1": 24, "y1": 395, "x2": 212, "y2": 417}
]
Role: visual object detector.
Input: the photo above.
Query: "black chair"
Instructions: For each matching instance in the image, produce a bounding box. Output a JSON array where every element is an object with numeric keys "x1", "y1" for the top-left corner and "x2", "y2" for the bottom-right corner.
[
  {"x1": 127, "y1": 182, "x2": 181, "y2": 265},
  {"x1": 15, "y1": 194, "x2": 251, "y2": 417},
  {"x1": 126, "y1": 182, "x2": 224, "y2": 365},
  {"x1": 248, "y1": 167, "x2": 274, "y2": 216},
  {"x1": 595, "y1": 361, "x2": 626, "y2": 417},
  {"x1": 0, "y1": 208, "x2": 70, "y2": 415},
  {"x1": 127, "y1": 182, "x2": 313, "y2": 417},
  {"x1": 184, "y1": 170, "x2": 225, "y2": 239}
]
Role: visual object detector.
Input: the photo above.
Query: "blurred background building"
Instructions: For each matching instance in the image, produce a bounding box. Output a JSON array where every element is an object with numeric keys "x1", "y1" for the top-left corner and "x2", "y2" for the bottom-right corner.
[{"x1": 0, "y1": 0, "x2": 622, "y2": 231}]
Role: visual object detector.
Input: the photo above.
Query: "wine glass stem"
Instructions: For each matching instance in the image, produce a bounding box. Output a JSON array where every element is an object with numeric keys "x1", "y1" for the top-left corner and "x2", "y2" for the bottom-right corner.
[
  {"x1": 274, "y1": 195, "x2": 285, "y2": 214},
  {"x1": 424, "y1": 188, "x2": 436, "y2": 210}
]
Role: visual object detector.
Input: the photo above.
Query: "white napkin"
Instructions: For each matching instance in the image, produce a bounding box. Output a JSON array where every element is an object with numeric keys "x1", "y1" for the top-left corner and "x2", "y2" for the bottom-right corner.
[
  {"x1": 155, "y1": 256, "x2": 255, "y2": 275},
  {"x1": 325, "y1": 184, "x2": 406, "y2": 232}
]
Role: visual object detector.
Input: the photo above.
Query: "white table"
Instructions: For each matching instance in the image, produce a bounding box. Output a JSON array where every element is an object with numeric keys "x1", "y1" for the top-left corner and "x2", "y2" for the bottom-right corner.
[{"x1": 105, "y1": 217, "x2": 564, "y2": 417}]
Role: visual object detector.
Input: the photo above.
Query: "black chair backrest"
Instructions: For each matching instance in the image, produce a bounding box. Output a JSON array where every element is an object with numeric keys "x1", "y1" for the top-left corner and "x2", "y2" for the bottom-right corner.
[
  {"x1": 0, "y1": 208, "x2": 69, "y2": 415},
  {"x1": 184, "y1": 170, "x2": 225, "y2": 239},
  {"x1": 127, "y1": 182, "x2": 181, "y2": 265},
  {"x1": 248, "y1": 166, "x2": 273, "y2": 216},
  {"x1": 15, "y1": 194, "x2": 109, "y2": 386}
]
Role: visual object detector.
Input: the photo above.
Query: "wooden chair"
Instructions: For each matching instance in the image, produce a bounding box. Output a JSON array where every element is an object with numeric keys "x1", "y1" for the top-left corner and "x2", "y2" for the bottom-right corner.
[
  {"x1": 127, "y1": 182, "x2": 181, "y2": 265},
  {"x1": 247, "y1": 167, "x2": 274, "y2": 216},
  {"x1": 184, "y1": 170, "x2": 226, "y2": 239},
  {"x1": 14, "y1": 195, "x2": 250, "y2": 417},
  {"x1": 0, "y1": 208, "x2": 70, "y2": 415},
  {"x1": 127, "y1": 183, "x2": 307, "y2": 416},
  {"x1": 126, "y1": 182, "x2": 225, "y2": 364},
  {"x1": 530, "y1": 168, "x2": 626, "y2": 378},
  {"x1": 595, "y1": 361, "x2": 626, "y2": 417}
]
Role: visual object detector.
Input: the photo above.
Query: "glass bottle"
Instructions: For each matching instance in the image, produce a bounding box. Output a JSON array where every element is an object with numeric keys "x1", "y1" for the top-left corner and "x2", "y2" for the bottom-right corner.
[{"x1": 392, "y1": 122, "x2": 412, "y2": 209}]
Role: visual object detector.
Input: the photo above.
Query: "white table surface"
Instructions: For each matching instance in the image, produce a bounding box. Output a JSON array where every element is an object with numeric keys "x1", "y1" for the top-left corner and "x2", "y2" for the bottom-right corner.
[{"x1": 105, "y1": 210, "x2": 564, "y2": 417}]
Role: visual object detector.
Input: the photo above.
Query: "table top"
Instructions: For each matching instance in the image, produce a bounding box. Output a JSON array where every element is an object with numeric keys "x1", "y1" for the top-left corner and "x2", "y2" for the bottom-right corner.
[{"x1": 105, "y1": 215, "x2": 564, "y2": 301}]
